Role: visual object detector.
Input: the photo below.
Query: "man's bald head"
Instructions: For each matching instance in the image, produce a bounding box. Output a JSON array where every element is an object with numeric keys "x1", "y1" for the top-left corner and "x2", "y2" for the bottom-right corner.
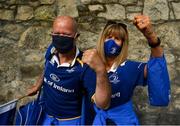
[{"x1": 52, "y1": 16, "x2": 77, "y2": 37}]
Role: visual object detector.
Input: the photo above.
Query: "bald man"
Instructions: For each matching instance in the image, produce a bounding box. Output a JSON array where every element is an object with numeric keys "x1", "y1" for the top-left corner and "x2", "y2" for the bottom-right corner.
[{"x1": 27, "y1": 16, "x2": 111, "y2": 125}]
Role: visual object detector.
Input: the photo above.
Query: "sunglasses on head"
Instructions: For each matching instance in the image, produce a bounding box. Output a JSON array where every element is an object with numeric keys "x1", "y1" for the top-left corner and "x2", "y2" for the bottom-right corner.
[{"x1": 103, "y1": 20, "x2": 127, "y2": 33}]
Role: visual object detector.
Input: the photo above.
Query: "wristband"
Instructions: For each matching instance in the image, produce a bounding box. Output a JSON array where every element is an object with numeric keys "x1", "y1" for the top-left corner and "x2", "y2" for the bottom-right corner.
[{"x1": 148, "y1": 37, "x2": 161, "y2": 48}]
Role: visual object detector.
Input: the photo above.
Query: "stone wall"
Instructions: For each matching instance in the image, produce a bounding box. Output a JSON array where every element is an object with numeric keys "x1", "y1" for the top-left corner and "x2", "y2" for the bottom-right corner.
[{"x1": 0, "y1": 0, "x2": 180, "y2": 124}]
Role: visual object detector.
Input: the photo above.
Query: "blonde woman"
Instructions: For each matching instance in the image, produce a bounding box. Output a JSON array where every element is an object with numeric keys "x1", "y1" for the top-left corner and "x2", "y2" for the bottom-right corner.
[{"x1": 82, "y1": 15, "x2": 170, "y2": 125}]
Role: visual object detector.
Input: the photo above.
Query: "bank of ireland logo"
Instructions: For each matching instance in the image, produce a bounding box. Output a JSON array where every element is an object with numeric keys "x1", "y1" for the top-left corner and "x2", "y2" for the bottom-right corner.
[
  {"x1": 109, "y1": 73, "x2": 120, "y2": 84},
  {"x1": 50, "y1": 73, "x2": 60, "y2": 82}
]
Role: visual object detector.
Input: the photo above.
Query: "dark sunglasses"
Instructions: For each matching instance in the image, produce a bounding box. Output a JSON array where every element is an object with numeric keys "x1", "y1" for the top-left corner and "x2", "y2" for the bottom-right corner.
[{"x1": 103, "y1": 20, "x2": 128, "y2": 33}]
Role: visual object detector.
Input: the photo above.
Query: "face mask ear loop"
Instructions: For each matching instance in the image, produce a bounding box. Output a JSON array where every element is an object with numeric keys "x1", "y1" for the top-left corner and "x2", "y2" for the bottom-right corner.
[
  {"x1": 76, "y1": 33, "x2": 80, "y2": 38},
  {"x1": 74, "y1": 33, "x2": 80, "y2": 40}
]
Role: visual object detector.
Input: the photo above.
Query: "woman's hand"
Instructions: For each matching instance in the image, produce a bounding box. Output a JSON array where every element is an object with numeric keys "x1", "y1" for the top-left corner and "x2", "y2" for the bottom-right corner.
[
  {"x1": 82, "y1": 49, "x2": 111, "y2": 109},
  {"x1": 133, "y1": 15, "x2": 163, "y2": 58},
  {"x1": 133, "y1": 15, "x2": 158, "y2": 44},
  {"x1": 133, "y1": 15, "x2": 153, "y2": 36},
  {"x1": 82, "y1": 49, "x2": 106, "y2": 73}
]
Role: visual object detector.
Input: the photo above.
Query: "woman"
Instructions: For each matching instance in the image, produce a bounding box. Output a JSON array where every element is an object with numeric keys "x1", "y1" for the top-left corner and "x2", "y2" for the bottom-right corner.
[{"x1": 82, "y1": 15, "x2": 170, "y2": 125}]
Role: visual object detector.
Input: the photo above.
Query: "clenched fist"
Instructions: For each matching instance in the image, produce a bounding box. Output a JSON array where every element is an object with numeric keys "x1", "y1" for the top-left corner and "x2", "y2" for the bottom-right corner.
[
  {"x1": 82, "y1": 49, "x2": 106, "y2": 73},
  {"x1": 133, "y1": 15, "x2": 154, "y2": 35},
  {"x1": 133, "y1": 15, "x2": 158, "y2": 46}
]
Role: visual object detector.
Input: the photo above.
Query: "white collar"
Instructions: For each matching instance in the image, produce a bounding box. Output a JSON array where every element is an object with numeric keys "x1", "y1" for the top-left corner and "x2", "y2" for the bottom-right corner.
[
  {"x1": 107, "y1": 61, "x2": 126, "y2": 73},
  {"x1": 50, "y1": 47, "x2": 80, "y2": 68}
]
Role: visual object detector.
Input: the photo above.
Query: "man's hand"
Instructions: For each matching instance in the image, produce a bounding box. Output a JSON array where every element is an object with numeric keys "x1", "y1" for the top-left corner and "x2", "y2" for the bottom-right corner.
[
  {"x1": 27, "y1": 85, "x2": 39, "y2": 96},
  {"x1": 27, "y1": 72, "x2": 44, "y2": 96},
  {"x1": 82, "y1": 49, "x2": 106, "y2": 73}
]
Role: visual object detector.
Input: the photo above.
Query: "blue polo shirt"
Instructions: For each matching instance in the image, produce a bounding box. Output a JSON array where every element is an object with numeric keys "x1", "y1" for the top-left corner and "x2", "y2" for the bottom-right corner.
[
  {"x1": 93, "y1": 56, "x2": 170, "y2": 125},
  {"x1": 42, "y1": 44, "x2": 96, "y2": 119},
  {"x1": 107, "y1": 60, "x2": 147, "y2": 109}
]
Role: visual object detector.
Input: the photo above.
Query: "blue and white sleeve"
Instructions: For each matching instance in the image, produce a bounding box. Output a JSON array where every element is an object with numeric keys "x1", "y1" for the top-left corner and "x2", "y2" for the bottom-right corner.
[{"x1": 147, "y1": 55, "x2": 170, "y2": 106}]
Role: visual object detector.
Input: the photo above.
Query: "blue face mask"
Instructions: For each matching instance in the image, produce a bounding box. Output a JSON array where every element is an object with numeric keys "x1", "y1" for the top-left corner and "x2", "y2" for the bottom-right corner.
[{"x1": 104, "y1": 39, "x2": 122, "y2": 57}]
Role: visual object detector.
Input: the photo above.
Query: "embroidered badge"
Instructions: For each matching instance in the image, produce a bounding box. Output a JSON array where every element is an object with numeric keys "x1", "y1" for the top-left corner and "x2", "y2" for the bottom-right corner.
[{"x1": 109, "y1": 72, "x2": 120, "y2": 84}]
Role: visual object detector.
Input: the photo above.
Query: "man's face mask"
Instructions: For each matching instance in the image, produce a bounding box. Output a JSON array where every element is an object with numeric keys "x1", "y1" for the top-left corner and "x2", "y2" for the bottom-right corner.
[
  {"x1": 52, "y1": 35, "x2": 74, "y2": 54},
  {"x1": 104, "y1": 39, "x2": 122, "y2": 57}
]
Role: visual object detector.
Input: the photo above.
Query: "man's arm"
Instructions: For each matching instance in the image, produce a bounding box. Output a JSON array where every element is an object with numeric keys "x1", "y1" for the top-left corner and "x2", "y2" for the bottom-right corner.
[
  {"x1": 82, "y1": 49, "x2": 111, "y2": 109},
  {"x1": 27, "y1": 71, "x2": 44, "y2": 96}
]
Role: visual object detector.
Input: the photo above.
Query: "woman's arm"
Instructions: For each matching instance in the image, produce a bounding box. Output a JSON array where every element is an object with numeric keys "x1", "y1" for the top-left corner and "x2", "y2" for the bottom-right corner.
[
  {"x1": 133, "y1": 15, "x2": 170, "y2": 106},
  {"x1": 133, "y1": 15, "x2": 163, "y2": 78},
  {"x1": 82, "y1": 49, "x2": 111, "y2": 109}
]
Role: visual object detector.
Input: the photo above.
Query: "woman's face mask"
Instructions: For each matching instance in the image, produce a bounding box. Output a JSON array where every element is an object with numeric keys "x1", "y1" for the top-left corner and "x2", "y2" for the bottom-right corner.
[
  {"x1": 52, "y1": 35, "x2": 74, "y2": 54},
  {"x1": 104, "y1": 39, "x2": 122, "y2": 57}
]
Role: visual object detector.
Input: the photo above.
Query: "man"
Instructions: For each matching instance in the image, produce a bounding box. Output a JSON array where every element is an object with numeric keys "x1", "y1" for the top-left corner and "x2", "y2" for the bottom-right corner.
[{"x1": 27, "y1": 16, "x2": 111, "y2": 125}]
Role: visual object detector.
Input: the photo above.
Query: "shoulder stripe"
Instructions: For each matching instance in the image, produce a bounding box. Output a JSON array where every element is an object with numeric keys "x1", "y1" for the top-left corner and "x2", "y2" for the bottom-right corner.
[
  {"x1": 77, "y1": 58, "x2": 84, "y2": 67},
  {"x1": 138, "y1": 62, "x2": 143, "y2": 69}
]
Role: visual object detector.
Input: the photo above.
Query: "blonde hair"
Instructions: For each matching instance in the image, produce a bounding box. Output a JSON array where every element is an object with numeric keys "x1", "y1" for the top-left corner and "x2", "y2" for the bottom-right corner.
[{"x1": 96, "y1": 23, "x2": 129, "y2": 67}]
